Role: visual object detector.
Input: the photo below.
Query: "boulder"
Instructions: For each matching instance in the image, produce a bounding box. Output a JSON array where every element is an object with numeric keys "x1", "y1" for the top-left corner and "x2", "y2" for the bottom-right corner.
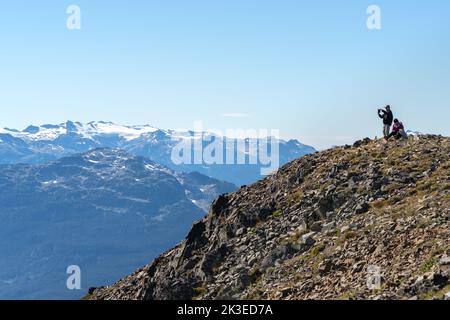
[
  {"x1": 186, "y1": 220, "x2": 206, "y2": 244},
  {"x1": 355, "y1": 202, "x2": 370, "y2": 214},
  {"x1": 301, "y1": 232, "x2": 316, "y2": 246},
  {"x1": 261, "y1": 244, "x2": 297, "y2": 271},
  {"x1": 236, "y1": 228, "x2": 246, "y2": 237},
  {"x1": 439, "y1": 256, "x2": 450, "y2": 266},
  {"x1": 445, "y1": 291, "x2": 450, "y2": 300},
  {"x1": 310, "y1": 222, "x2": 323, "y2": 232},
  {"x1": 322, "y1": 222, "x2": 335, "y2": 233}
]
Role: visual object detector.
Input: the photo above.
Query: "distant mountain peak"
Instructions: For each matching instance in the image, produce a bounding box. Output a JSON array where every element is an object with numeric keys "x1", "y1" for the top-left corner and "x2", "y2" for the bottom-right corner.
[{"x1": 23, "y1": 125, "x2": 40, "y2": 134}]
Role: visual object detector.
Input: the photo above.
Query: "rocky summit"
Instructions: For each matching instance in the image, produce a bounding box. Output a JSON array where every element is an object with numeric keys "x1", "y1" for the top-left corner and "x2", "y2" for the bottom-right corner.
[{"x1": 90, "y1": 135, "x2": 450, "y2": 300}]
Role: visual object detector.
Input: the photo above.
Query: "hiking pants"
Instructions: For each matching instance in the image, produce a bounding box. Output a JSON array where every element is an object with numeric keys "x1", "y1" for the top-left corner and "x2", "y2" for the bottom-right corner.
[{"x1": 383, "y1": 124, "x2": 390, "y2": 137}]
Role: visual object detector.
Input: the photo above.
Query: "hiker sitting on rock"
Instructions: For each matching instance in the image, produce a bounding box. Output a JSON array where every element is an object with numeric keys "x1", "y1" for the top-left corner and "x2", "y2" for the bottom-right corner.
[
  {"x1": 378, "y1": 105, "x2": 393, "y2": 139},
  {"x1": 387, "y1": 119, "x2": 408, "y2": 140}
]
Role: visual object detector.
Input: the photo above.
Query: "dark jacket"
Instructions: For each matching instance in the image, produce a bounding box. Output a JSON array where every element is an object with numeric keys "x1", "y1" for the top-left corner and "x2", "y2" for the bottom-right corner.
[{"x1": 378, "y1": 109, "x2": 393, "y2": 125}]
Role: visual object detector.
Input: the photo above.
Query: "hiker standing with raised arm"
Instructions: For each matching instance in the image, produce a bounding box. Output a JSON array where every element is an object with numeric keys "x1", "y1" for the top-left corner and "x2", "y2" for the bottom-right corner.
[{"x1": 378, "y1": 105, "x2": 393, "y2": 139}]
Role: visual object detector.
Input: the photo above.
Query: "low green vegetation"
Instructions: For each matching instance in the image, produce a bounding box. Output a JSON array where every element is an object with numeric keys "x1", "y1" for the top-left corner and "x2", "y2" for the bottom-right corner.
[
  {"x1": 193, "y1": 287, "x2": 207, "y2": 297},
  {"x1": 311, "y1": 243, "x2": 326, "y2": 257},
  {"x1": 343, "y1": 230, "x2": 357, "y2": 240},
  {"x1": 248, "y1": 267, "x2": 263, "y2": 282},
  {"x1": 419, "y1": 257, "x2": 437, "y2": 274},
  {"x1": 266, "y1": 267, "x2": 275, "y2": 274},
  {"x1": 295, "y1": 243, "x2": 327, "y2": 268},
  {"x1": 271, "y1": 210, "x2": 282, "y2": 218},
  {"x1": 418, "y1": 284, "x2": 450, "y2": 300}
]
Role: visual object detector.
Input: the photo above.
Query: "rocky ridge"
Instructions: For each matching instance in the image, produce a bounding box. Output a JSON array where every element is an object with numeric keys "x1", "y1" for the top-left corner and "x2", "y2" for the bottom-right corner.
[{"x1": 90, "y1": 135, "x2": 450, "y2": 300}]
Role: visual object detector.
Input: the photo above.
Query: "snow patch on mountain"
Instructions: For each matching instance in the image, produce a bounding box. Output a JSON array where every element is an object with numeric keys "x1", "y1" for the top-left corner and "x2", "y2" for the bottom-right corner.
[
  {"x1": 406, "y1": 130, "x2": 423, "y2": 136},
  {"x1": 83, "y1": 122, "x2": 158, "y2": 140}
]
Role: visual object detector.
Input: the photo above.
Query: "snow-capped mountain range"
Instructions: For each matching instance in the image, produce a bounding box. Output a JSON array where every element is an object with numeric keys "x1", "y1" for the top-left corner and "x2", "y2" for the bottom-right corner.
[
  {"x1": 0, "y1": 148, "x2": 236, "y2": 299},
  {"x1": 0, "y1": 121, "x2": 159, "y2": 141},
  {"x1": 0, "y1": 121, "x2": 317, "y2": 185}
]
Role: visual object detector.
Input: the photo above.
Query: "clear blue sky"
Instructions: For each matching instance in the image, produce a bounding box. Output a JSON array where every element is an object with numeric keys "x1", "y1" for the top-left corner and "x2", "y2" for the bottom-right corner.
[{"x1": 0, "y1": 0, "x2": 449, "y2": 149}]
